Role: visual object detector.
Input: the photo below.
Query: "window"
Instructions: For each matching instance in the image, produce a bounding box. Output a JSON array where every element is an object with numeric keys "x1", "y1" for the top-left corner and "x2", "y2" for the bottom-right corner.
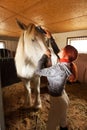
[
  {"x1": 67, "y1": 37, "x2": 87, "y2": 53},
  {"x1": 0, "y1": 41, "x2": 5, "y2": 49}
]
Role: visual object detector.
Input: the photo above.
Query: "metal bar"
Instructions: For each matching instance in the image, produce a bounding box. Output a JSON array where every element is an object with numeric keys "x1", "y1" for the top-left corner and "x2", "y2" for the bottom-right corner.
[{"x1": 0, "y1": 67, "x2": 5, "y2": 130}]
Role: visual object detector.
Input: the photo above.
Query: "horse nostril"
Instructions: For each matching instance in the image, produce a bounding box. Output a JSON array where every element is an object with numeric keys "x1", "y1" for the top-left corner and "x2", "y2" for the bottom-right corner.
[{"x1": 32, "y1": 39, "x2": 35, "y2": 42}]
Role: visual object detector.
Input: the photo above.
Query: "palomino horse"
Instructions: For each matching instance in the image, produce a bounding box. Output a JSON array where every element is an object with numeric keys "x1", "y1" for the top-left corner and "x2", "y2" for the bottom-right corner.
[{"x1": 15, "y1": 20, "x2": 58, "y2": 109}]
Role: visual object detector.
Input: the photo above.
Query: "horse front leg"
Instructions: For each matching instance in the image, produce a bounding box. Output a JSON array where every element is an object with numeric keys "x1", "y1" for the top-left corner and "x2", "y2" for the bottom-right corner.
[
  {"x1": 32, "y1": 76, "x2": 42, "y2": 109},
  {"x1": 22, "y1": 79, "x2": 32, "y2": 108}
]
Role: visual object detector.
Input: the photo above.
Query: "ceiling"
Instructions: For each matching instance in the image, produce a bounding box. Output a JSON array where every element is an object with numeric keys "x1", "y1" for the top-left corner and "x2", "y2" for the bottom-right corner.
[{"x1": 0, "y1": 0, "x2": 87, "y2": 37}]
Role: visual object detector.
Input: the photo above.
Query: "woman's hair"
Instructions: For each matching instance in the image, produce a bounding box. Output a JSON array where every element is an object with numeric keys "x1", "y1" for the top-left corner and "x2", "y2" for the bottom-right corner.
[
  {"x1": 69, "y1": 62, "x2": 78, "y2": 82},
  {"x1": 64, "y1": 45, "x2": 78, "y2": 62},
  {"x1": 63, "y1": 45, "x2": 78, "y2": 82}
]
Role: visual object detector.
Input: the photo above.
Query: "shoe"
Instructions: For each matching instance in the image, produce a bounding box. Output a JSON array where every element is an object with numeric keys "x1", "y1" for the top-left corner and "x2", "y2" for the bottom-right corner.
[{"x1": 60, "y1": 126, "x2": 68, "y2": 130}]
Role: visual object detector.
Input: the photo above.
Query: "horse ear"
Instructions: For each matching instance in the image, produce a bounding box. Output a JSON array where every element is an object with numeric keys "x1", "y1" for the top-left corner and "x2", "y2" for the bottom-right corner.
[{"x1": 16, "y1": 18, "x2": 27, "y2": 30}]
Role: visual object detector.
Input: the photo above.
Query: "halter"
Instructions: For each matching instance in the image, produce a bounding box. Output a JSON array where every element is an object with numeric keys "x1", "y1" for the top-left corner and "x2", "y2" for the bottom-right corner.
[{"x1": 35, "y1": 26, "x2": 46, "y2": 34}]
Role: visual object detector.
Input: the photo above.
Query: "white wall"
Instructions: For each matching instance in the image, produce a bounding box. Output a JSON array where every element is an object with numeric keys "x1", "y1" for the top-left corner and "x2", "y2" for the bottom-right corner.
[
  {"x1": 52, "y1": 30, "x2": 87, "y2": 83},
  {"x1": 2, "y1": 40, "x2": 18, "y2": 52},
  {"x1": 0, "y1": 36, "x2": 18, "y2": 52},
  {"x1": 53, "y1": 30, "x2": 87, "y2": 49},
  {"x1": 5, "y1": 40, "x2": 18, "y2": 52}
]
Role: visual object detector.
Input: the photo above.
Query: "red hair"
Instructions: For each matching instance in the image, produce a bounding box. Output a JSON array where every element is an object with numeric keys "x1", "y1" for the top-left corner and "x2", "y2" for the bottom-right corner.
[
  {"x1": 63, "y1": 45, "x2": 78, "y2": 82},
  {"x1": 68, "y1": 62, "x2": 78, "y2": 82},
  {"x1": 63, "y1": 45, "x2": 78, "y2": 62}
]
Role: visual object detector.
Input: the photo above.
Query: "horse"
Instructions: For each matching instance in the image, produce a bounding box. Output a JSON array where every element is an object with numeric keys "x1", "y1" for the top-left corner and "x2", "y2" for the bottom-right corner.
[{"x1": 15, "y1": 20, "x2": 58, "y2": 109}]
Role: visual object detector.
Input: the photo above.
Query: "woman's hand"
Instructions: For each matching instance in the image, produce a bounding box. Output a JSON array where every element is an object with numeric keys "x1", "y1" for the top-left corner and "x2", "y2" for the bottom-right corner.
[
  {"x1": 45, "y1": 49, "x2": 51, "y2": 58},
  {"x1": 68, "y1": 74, "x2": 75, "y2": 82},
  {"x1": 45, "y1": 30, "x2": 52, "y2": 39}
]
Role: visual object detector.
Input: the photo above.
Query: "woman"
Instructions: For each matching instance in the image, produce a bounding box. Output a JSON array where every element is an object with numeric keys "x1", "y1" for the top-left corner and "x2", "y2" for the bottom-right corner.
[{"x1": 35, "y1": 39, "x2": 78, "y2": 130}]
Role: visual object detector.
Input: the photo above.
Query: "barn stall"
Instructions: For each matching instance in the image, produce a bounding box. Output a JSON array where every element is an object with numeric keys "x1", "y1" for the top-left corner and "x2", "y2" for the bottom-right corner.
[{"x1": 0, "y1": 0, "x2": 87, "y2": 130}]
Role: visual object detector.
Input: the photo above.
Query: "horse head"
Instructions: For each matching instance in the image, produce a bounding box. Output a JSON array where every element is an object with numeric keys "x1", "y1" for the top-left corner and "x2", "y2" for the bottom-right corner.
[{"x1": 16, "y1": 19, "x2": 49, "y2": 63}]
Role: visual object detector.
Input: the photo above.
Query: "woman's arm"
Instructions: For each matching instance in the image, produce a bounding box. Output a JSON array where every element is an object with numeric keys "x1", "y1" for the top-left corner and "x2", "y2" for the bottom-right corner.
[
  {"x1": 45, "y1": 31, "x2": 60, "y2": 56},
  {"x1": 35, "y1": 52, "x2": 56, "y2": 77},
  {"x1": 35, "y1": 64, "x2": 56, "y2": 77}
]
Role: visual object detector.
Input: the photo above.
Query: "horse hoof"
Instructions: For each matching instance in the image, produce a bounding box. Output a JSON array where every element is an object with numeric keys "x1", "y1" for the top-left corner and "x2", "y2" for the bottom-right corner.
[{"x1": 34, "y1": 104, "x2": 42, "y2": 110}]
